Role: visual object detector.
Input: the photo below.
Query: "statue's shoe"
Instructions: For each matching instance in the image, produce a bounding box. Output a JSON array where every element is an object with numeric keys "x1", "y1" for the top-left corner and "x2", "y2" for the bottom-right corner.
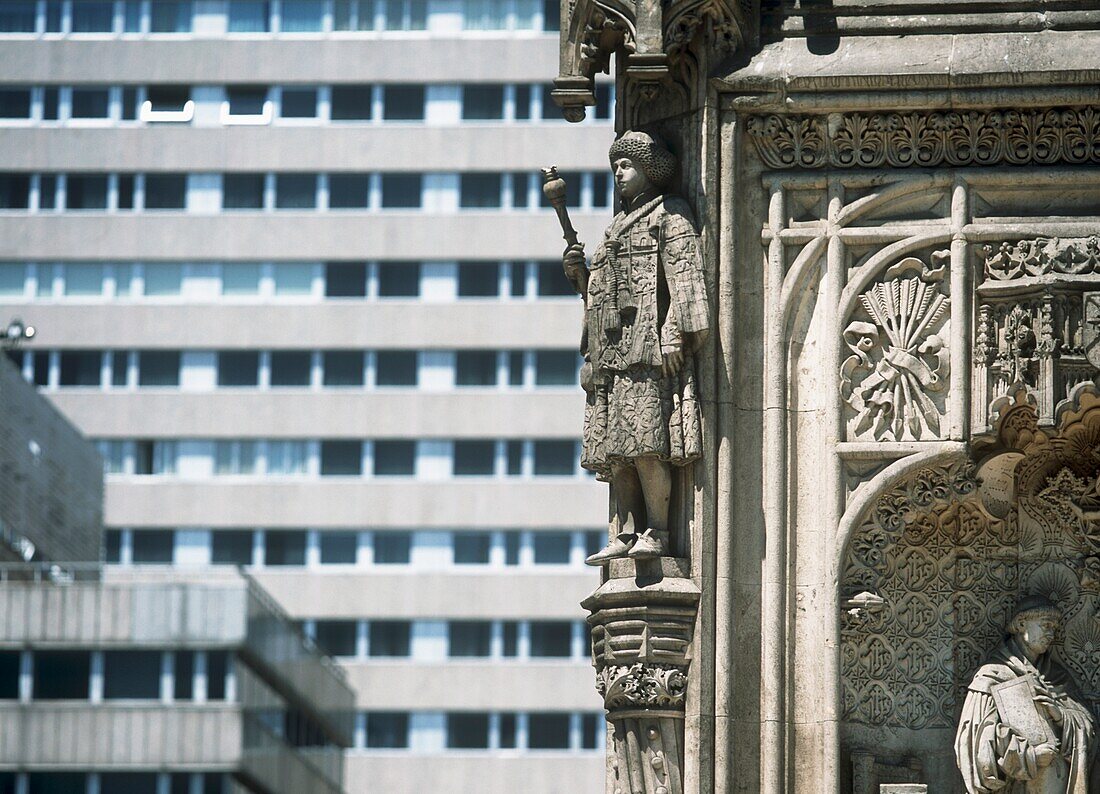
[
  {"x1": 627, "y1": 533, "x2": 666, "y2": 559},
  {"x1": 585, "y1": 536, "x2": 633, "y2": 566}
]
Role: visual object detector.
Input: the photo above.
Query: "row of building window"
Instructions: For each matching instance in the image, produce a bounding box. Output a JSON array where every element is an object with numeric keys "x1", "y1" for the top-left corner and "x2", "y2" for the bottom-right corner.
[
  {"x1": 0, "y1": 170, "x2": 610, "y2": 211},
  {"x1": 0, "y1": 261, "x2": 577, "y2": 300},
  {"x1": 0, "y1": 83, "x2": 610, "y2": 124},
  {"x1": 353, "y1": 711, "x2": 604, "y2": 751},
  {"x1": 104, "y1": 528, "x2": 604, "y2": 567},
  {"x1": 16, "y1": 348, "x2": 581, "y2": 390},
  {"x1": 94, "y1": 438, "x2": 586, "y2": 478},
  {"x1": 0, "y1": 0, "x2": 560, "y2": 36},
  {"x1": 0, "y1": 772, "x2": 227, "y2": 794},
  {"x1": 0, "y1": 648, "x2": 231, "y2": 702},
  {"x1": 301, "y1": 619, "x2": 588, "y2": 660}
]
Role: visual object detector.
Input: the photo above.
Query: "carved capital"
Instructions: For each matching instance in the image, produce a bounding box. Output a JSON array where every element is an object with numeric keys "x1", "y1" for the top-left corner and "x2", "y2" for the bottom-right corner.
[{"x1": 596, "y1": 662, "x2": 688, "y2": 711}]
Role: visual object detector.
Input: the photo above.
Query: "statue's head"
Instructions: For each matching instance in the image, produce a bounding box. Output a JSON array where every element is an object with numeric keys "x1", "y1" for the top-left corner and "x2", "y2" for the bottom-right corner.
[
  {"x1": 608, "y1": 131, "x2": 676, "y2": 200},
  {"x1": 1008, "y1": 595, "x2": 1061, "y2": 655}
]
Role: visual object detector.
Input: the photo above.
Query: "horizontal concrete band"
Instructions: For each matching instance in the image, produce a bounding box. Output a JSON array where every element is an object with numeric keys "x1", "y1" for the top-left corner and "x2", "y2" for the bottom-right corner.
[
  {"x1": 345, "y1": 754, "x2": 605, "y2": 794},
  {"x1": 0, "y1": 37, "x2": 560, "y2": 84},
  {"x1": 0, "y1": 213, "x2": 610, "y2": 261},
  {"x1": 0, "y1": 126, "x2": 614, "y2": 172},
  {"x1": 105, "y1": 480, "x2": 605, "y2": 528}
]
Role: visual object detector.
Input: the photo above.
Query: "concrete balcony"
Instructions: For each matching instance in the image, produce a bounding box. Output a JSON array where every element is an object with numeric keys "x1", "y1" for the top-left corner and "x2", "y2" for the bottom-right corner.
[
  {"x1": 345, "y1": 753, "x2": 604, "y2": 794},
  {"x1": 104, "y1": 479, "x2": 605, "y2": 529}
]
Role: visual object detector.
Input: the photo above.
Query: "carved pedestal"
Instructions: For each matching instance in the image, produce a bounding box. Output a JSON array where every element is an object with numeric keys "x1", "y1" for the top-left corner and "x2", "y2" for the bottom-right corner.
[{"x1": 583, "y1": 559, "x2": 699, "y2": 794}]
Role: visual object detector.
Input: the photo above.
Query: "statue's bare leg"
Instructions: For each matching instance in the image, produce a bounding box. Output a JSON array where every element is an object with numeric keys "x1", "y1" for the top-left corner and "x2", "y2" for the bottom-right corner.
[
  {"x1": 630, "y1": 455, "x2": 672, "y2": 558},
  {"x1": 585, "y1": 462, "x2": 645, "y2": 565}
]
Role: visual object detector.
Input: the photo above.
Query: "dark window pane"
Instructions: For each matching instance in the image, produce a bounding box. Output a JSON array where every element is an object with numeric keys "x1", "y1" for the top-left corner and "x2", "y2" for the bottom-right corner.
[
  {"x1": 124, "y1": 1, "x2": 142, "y2": 31},
  {"x1": 328, "y1": 175, "x2": 370, "y2": 209},
  {"x1": 147, "y1": 85, "x2": 191, "y2": 112},
  {"x1": 174, "y1": 650, "x2": 194, "y2": 700},
  {"x1": 103, "y1": 651, "x2": 161, "y2": 699},
  {"x1": 58, "y1": 351, "x2": 101, "y2": 387},
  {"x1": 511, "y1": 173, "x2": 529, "y2": 207},
  {"x1": 138, "y1": 350, "x2": 180, "y2": 386},
  {"x1": 325, "y1": 263, "x2": 367, "y2": 297},
  {"x1": 462, "y1": 85, "x2": 504, "y2": 120},
  {"x1": 535, "y1": 350, "x2": 579, "y2": 386},
  {"x1": 380, "y1": 174, "x2": 421, "y2": 209},
  {"x1": 39, "y1": 175, "x2": 57, "y2": 209},
  {"x1": 144, "y1": 173, "x2": 187, "y2": 209},
  {"x1": 323, "y1": 350, "x2": 364, "y2": 386},
  {"x1": 212, "y1": 530, "x2": 253, "y2": 565},
  {"x1": 502, "y1": 621, "x2": 518, "y2": 655},
  {"x1": 514, "y1": 85, "x2": 531, "y2": 120},
  {"x1": 454, "y1": 440, "x2": 495, "y2": 475},
  {"x1": 281, "y1": 0, "x2": 324, "y2": 31},
  {"x1": 542, "y1": 0, "x2": 560, "y2": 30},
  {"x1": 66, "y1": 175, "x2": 108, "y2": 210},
  {"x1": 454, "y1": 532, "x2": 490, "y2": 564},
  {"x1": 585, "y1": 531, "x2": 604, "y2": 558},
  {"x1": 0, "y1": 2, "x2": 35, "y2": 32},
  {"x1": 377, "y1": 263, "x2": 419, "y2": 297},
  {"x1": 71, "y1": 1, "x2": 115, "y2": 32},
  {"x1": 105, "y1": 529, "x2": 122, "y2": 562},
  {"x1": 592, "y1": 172, "x2": 610, "y2": 208},
  {"x1": 132, "y1": 529, "x2": 174, "y2": 563},
  {"x1": 150, "y1": 0, "x2": 193, "y2": 32},
  {"x1": 118, "y1": 174, "x2": 134, "y2": 209},
  {"x1": 500, "y1": 712, "x2": 517, "y2": 748},
  {"x1": 0, "y1": 89, "x2": 32, "y2": 119},
  {"x1": 534, "y1": 440, "x2": 576, "y2": 475},
  {"x1": 0, "y1": 175, "x2": 30, "y2": 209},
  {"x1": 446, "y1": 712, "x2": 489, "y2": 749},
  {"x1": 530, "y1": 621, "x2": 572, "y2": 657},
  {"x1": 455, "y1": 351, "x2": 497, "y2": 387},
  {"x1": 528, "y1": 713, "x2": 570, "y2": 749},
  {"x1": 229, "y1": 0, "x2": 270, "y2": 32},
  {"x1": 265, "y1": 531, "x2": 306, "y2": 566},
  {"x1": 33, "y1": 651, "x2": 90, "y2": 699},
  {"x1": 207, "y1": 650, "x2": 228, "y2": 700},
  {"x1": 537, "y1": 261, "x2": 575, "y2": 296},
  {"x1": 507, "y1": 353, "x2": 524, "y2": 387},
  {"x1": 281, "y1": 87, "x2": 317, "y2": 117},
  {"x1": 28, "y1": 774, "x2": 86, "y2": 794},
  {"x1": 314, "y1": 620, "x2": 357, "y2": 657},
  {"x1": 375, "y1": 351, "x2": 417, "y2": 386},
  {"x1": 121, "y1": 88, "x2": 139, "y2": 120},
  {"x1": 218, "y1": 351, "x2": 259, "y2": 386},
  {"x1": 373, "y1": 532, "x2": 410, "y2": 564},
  {"x1": 366, "y1": 712, "x2": 409, "y2": 748},
  {"x1": 32, "y1": 351, "x2": 49, "y2": 386},
  {"x1": 533, "y1": 532, "x2": 571, "y2": 564},
  {"x1": 275, "y1": 174, "x2": 317, "y2": 209},
  {"x1": 330, "y1": 86, "x2": 372, "y2": 121},
  {"x1": 270, "y1": 350, "x2": 311, "y2": 386},
  {"x1": 382, "y1": 86, "x2": 424, "y2": 120},
  {"x1": 595, "y1": 83, "x2": 613, "y2": 120},
  {"x1": 504, "y1": 533, "x2": 520, "y2": 565},
  {"x1": 71, "y1": 88, "x2": 110, "y2": 118},
  {"x1": 321, "y1": 440, "x2": 362, "y2": 475},
  {"x1": 460, "y1": 173, "x2": 501, "y2": 209},
  {"x1": 223, "y1": 174, "x2": 265, "y2": 209},
  {"x1": 42, "y1": 88, "x2": 60, "y2": 120},
  {"x1": 448, "y1": 621, "x2": 491, "y2": 657},
  {"x1": 320, "y1": 531, "x2": 357, "y2": 564},
  {"x1": 0, "y1": 652, "x2": 20, "y2": 699},
  {"x1": 582, "y1": 713, "x2": 602, "y2": 749},
  {"x1": 457, "y1": 263, "x2": 498, "y2": 297},
  {"x1": 369, "y1": 621, "x2": 410, "y2": 656},
  {"x1": 373, "y1": 440, "x2": 414, "y2": 475}
]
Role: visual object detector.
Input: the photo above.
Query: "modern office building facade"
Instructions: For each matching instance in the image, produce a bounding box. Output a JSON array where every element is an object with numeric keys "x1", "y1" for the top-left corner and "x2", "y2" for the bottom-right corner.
[{"x1": 0, "y1": 2, "x2": 610, "y2": 791}]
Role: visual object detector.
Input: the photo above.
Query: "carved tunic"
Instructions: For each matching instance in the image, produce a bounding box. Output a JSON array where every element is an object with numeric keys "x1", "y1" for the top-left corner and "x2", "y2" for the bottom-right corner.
[
  {"x1": 955, "y1": 637, "x2": 1096, "y2": 794},
  {"x1": 579, "y1": 193, "x2": 708, "y2": 478}
]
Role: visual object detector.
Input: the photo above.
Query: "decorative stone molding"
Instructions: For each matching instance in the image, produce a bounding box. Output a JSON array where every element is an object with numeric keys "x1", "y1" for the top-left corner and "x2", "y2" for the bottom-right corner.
[
  {"x1": 841, "y1": 254, "x2": 951, "y2": 442},
  {"x1": 745, "y1": 107, "x2": 1100, "y2": 170},
  {"x1": 584, "y1": 562, "x2": 700, "y2": 794},
  {"x1": 552, "y1": 0, "x2": 754, "y2": 120}
]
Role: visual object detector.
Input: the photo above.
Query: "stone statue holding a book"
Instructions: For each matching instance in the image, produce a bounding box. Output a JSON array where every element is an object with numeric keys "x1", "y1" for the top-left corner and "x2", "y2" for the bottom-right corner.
[{"x1": 955, "y1": 596, "x2": 1096, "y2": 793}]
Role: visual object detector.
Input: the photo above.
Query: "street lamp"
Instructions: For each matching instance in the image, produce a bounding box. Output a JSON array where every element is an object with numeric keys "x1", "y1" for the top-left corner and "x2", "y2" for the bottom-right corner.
[{"x1": 2, "y1": 318, "x2": 35, "y2": 349}]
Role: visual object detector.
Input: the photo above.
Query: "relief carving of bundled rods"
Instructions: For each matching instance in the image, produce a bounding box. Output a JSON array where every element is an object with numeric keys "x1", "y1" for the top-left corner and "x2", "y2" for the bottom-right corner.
[
  {"x1": 596, "y1": 663, "x2": 688, "y2": 709},
  {"x1": 745, "y1": 108, "x2": 1100, "y2": 169},
  {"x1": 980, "y1": 237, "x2": 1100, "y2": 280}
]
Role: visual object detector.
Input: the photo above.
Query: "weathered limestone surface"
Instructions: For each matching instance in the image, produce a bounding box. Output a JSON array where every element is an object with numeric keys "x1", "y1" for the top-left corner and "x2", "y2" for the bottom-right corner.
[{"x1": 552, "y1": 2, "x2": 1100, "y2": 792}]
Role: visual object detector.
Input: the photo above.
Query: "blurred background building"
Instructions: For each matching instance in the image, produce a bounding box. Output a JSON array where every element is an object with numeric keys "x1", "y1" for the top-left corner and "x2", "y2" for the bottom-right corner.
[{"x1": 0, "y1": 1, "x2": 613, "y2": 791}]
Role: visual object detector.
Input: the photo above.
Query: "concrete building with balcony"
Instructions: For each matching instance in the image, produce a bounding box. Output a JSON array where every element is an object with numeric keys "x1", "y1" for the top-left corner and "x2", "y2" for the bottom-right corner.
[{"x1": 0, "y1": 2, "x2": 611, "y2": 791}]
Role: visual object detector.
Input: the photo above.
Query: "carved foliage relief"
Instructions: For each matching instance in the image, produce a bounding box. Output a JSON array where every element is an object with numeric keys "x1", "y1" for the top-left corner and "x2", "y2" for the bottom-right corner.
[{"x1": 842, "y1": 253, "x2": 951, "y2": 442}]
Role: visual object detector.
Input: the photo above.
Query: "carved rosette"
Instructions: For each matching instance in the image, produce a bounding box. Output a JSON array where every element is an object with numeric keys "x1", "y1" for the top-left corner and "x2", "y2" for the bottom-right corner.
[{"x1": 583, "y1": 566, "x2": 700, "y2": 794}]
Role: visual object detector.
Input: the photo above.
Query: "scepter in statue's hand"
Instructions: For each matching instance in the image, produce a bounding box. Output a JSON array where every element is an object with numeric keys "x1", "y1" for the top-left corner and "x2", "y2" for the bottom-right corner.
[{"x1": 541, "y1": 166, "x2": 587, "y2": 296}]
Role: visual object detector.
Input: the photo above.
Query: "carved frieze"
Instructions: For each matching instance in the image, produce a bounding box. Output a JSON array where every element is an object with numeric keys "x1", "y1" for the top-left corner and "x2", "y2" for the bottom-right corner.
[
  {"x1": 746, "y1": 108, "x2": 1100, "y2": 170},
  {"x1": 841, "y1": 254, "x2": 951, "y2": 442}
]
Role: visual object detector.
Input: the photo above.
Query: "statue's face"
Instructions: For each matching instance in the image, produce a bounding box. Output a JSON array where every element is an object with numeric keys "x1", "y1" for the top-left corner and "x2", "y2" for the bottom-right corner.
[
  {"x1": 612, "y1": 157, "x2": 653, "y2": 201},
  {"x1": 1017, "y1": 614, "x2": 1058, "y2": 655}
]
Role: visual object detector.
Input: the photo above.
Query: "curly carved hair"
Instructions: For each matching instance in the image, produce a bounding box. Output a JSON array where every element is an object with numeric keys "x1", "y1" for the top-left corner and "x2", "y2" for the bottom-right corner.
[{"x1": 608, "y1": 131, "x2": 676, "y2": 188}]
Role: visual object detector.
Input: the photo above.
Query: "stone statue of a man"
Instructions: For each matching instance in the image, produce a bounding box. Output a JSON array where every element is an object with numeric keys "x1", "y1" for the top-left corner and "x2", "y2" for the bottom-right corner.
[
  {"x1": 561, "y1": 131, "x2": 709, "y2": 565},
  {"x1": 955, "y1": 596, "x2": 1096, "y2": 793}
]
